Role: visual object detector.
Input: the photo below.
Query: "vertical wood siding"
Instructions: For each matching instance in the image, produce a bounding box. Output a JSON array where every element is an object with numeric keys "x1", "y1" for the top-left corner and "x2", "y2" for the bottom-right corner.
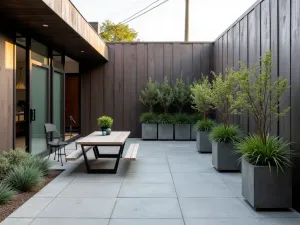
[
  {"x1": 213, "y1": 0, "x2": 300, "y2": 211},
  {"x1": 81, "y1": 42, "x2": 213, "y2": 138}
]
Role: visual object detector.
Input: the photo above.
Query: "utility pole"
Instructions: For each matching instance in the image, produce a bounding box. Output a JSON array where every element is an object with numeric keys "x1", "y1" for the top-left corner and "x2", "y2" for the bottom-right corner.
[{"x1": 185, "y1": 0, "x2": 190, "y2": 41}]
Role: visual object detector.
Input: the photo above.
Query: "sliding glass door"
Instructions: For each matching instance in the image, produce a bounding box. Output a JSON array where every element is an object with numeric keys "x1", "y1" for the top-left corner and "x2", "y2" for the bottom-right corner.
[{"x1": 53, "y1": 71, "x2": 64, "y2": 135}]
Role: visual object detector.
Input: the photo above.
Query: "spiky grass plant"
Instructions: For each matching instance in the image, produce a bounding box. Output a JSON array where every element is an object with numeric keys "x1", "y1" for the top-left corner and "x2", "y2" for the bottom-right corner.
[
  {"x1": 195, "y1": 119, "x2": 214, "y2": 132},
  {"x1": 158, "y1": 113, "x2": 174, "y2": 124},
  {"x1": 236, "y1": 135, "x2": 293, "y2": 171},
  {"x1": 210, "y1": 124, "x2": 241, "y2": 143},
  {"x1": 23, "y1": 156, "x2": 51, "y2": 176},
  {"x1": 5, "y1": 165, "x2": 44, "y2": 192},
  {"x1": 3, "y1": 149, "x2": 30, "y2": 166},
  {"x1": 0, "y1": 182, "x2": 15, "y2": 204},
  {"x1": 140, "y1": 112, "x2": 158, "y2": 124},
  {"x1": 173, "y1": 114, "x2": 190, "y2": 124}
]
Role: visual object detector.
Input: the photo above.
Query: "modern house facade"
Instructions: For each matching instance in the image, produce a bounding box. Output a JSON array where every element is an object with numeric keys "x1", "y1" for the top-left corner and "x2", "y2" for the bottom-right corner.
[{"x1": 0, "y1": 0, "x2": 299, "y2": 211}]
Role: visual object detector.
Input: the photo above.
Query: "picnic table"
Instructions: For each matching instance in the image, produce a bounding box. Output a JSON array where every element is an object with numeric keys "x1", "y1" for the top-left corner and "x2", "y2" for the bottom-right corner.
[{"x1": 75, "y1": 131, "x2": 130, "y2": 174}]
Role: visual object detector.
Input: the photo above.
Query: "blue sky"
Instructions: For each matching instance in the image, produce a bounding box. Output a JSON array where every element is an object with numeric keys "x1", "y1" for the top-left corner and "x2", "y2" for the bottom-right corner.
[{"x1": 71, "y1": 0, "x2": 257, "y2": 41}]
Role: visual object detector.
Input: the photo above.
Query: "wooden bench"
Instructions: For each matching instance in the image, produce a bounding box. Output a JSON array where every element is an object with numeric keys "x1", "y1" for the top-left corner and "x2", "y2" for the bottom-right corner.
[
  {"x1": 66, "y1": 146, "x2": 92, "y2": 161},
  {"x1": 124, "y1": 144, "x2": 139, "y2": 160}
]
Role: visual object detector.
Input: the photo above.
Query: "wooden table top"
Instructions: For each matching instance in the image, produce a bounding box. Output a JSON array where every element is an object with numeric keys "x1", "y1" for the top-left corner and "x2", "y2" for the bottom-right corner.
[{"x1": 76, "y1": 131, "x2": 131, "y2": 145}]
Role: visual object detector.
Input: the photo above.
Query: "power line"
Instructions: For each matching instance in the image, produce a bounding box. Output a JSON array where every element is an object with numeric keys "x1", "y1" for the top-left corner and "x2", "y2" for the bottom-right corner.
[
  {"x1": 119, "y1": 0, "x2": 162, "y2": 24},
  {"x1": 109, "y1": 0, "x2": 149, "y2": 20},
  {"x1": 120, "y1": 0, "x2": 171, "y2": 24}
]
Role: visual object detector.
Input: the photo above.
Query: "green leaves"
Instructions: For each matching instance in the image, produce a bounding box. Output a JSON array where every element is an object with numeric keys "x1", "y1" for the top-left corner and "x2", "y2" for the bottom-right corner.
[
  {"x1": 158, "y1": 77, "x2": 174, "y2": 113},
  {"x1": 100, "y1": 20, "x2": 138, "y2": 42},
  {"x1": 97, "y1": 116, "x2": 114, "y2": 128},
  {"x1": 139, "y1": 78, "x2": 159, "y2": 113},
  {"x1": 190, "y1": 76, "x2": 213, "y2": 120},
  {"x1": 195, "y1": 119, "x2": 215, "y2": 132},
  {"x1": 173, "y1": 76, "x2": 190, "y2": 114},
  {"x1": 210, "y1": 124, "x2": 241, "y2": 143}
]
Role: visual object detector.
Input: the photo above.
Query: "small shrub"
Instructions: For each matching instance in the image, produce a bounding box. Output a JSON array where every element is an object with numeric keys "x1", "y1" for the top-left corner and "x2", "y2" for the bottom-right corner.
[
  {"x1": 158, "y1": 77, "x2": 174, "y2": 113},
  {"x1": 195, "y1": 119, "x2": 214, "y2": 132},
  {"x1": 189, "y1": 114, "x2": 203, "y2": 124},
  {"x1": 174, "y1": 114, "x2": 190, "y2": 124},
  {"x1": 173, "y1": 76, "x2": 190, "y2": 113},
  {"x1": 0, "y1": 182, "x2": 15, "y2": 205},
  {"x1": 5, "y1": 165, "x2": 44, "y2": 192},
  {"x1": 236, "y1": 135, "x2": 293, "y2": 171},
  {"x1": 0, "y1": 155, "x2": 10, "y2": 180},
  {"x1": 139, "y1": 78, "x2": 159, "y2": 113},
  {"x1": 210, "y1": 124, "x2": 241, "y2": 143},
  {"x1": 97, "y1": 116, "x2": 113, "y2": 128},
  {"x1": 140, "y1": 112, "x2": 158, "y2": 124},
  {"x1": 158, "y1": 114, "x2": 174, "y2": 124},
  {"x1": 23, "y1": 156, "x2": 51, "y2": 176},
  {"x1": 3, "y1": 149, "x2": 30, "y2": 166}
]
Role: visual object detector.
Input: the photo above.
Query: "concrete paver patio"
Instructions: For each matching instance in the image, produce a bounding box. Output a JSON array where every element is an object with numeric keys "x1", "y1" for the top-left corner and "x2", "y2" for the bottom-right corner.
[{"x1": 2, "y1": 139, "x2": 300, "y2": 225}]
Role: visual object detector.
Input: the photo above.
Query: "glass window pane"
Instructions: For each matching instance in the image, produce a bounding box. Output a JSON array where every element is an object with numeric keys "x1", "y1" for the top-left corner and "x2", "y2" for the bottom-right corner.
[
  {"x1": 30, "y1": 66, "x2": 48, "y2": 155},
  {"x1": 53, "y1": 72, "x2": 64, "y2": 134},
  {"x1": 31, "y1": 39, "x2": 48, "y2": 64},
  {"x1": 53, "y1": 50, "x2": 63, "y2": 70},
  {"x1": 16, "y1": 33, "x2": 26, "y2": 47}
]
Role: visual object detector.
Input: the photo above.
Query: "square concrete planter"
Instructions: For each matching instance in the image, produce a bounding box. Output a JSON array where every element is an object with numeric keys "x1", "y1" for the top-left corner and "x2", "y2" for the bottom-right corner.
[
  {"x1": 242, "y1": 158, "x2": 292, "y2": 210},
  {"x1": 175, "y1": 124, "x2": 191, "y2": 140},
  {"x1": 141, "y1": 123, "x2": 157, "y2": 140},
  {"x1": 196, "y1": 131, "x2": 212, "y2": 153},
  {"x1": 158, "y1": 124, "x2": 174, "y2": 140},
  {"x1": 212, "y1": 141, "x2": 241, "y2": 171},
  {"x1": 190, "y1": 124, "x2": 197, "y2": 140}
]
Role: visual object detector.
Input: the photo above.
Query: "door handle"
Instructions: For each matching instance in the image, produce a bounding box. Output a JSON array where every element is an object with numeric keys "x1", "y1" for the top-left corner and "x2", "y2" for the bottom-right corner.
[{"x1": 30, "y1": 109, "x2": 36, "y2": 122}]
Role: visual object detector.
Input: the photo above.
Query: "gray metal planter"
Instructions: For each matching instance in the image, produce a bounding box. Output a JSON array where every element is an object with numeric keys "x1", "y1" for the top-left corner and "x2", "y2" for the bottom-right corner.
[
  {"x1": 190, "y1": 124, "x2": 197, "y2": 140},
  {"x1": 196, "y1": 131, "x2": 212, "y2": 153},
  {"x1": 212, "y1": 141, "x2": 241, "y2": 171},
  {"x1": 141, "y1": 123, "x2": 157, "y2": 140},
  {"x1": 175, "y1": 124, "x2": 191, "y2": 140},
  {"x1": 242, "y1": 158, "x2": 292, "y2": 210},
  {"x1": 158, "y1": 124, "x2": 174, "y2": 140}
]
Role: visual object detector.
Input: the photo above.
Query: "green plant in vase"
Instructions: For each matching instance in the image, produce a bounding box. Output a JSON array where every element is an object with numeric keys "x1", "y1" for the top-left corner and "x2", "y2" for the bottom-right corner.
[{"x1": 97, "y1": 116, "x2": 114, "y2": 135}]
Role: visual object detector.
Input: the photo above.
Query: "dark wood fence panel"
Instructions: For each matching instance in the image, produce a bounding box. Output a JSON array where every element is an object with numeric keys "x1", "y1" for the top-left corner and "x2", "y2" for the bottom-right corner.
[
  {"x1": 213, "y1": 0, "x2": 300, "y2": 211},
  {"x1": 81, "y1": 42, "x2": 213, "y2": 138}
]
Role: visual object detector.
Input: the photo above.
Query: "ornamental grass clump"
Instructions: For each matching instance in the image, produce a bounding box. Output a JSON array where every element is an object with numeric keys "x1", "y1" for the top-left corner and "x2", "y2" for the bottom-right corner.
[
  {"x1": 23, "y1": 156, "x2": 51, "y2": 176},
  {"x1": 140, "y1": 112, "x2": 158, "y2": 124},
  {"x1": 173, "y1": 114, "x2": 190, "y2": 124},
  {"x1": 210, "y1": 124, "x2": 241, "y2": 143},
  {"x1": 195, "y1": 119, "x2": 214, "y2": 132},
  {"x1": 3, "y1": 149, "x2": 30, "y2": 166},
  {"x1": 158, "y1": 113, "x2": 174, "y2": 124},
  {"x1": 0, "y1": 182, "x2": 15, "y2": 205},
  {"x1": 158, "y1": 77, "x2": 174, "y2": 113},
  {"x1": 236, "y1": 135, "x2": 293, "y2": 171},
  {"x1": 5, "y1": 165, "x2": 44, "y2": 192},
  {"x1": 139, "y1": 78, "x2": 159, "y2": 113}
]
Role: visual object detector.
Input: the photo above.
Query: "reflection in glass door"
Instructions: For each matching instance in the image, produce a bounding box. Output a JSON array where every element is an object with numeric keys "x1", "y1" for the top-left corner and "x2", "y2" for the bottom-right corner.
[
  {"x1": 53, "y1": 71, "x2": 64, "y2": 135},
  {"x1": 30, "y1": 65, "x2": 48, "y2": 155}
]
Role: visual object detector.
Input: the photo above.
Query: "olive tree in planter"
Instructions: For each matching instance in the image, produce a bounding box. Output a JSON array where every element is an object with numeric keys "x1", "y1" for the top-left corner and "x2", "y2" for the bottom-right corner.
[
  {"x1": 210, "y1": 69, "x2": 241, "y2": 171},
  {"x1": 174, "y1": 114, "x2": 190, "y2": 140},
  {"x1": 235, "y1": 51, "x2": 292, "y2": 209},
  {"x1": 195, "y1": 119, "x2": 214, "y2": 152},
  {"x1": 211, "y1": 124, "x2": 241, "y2": 171},
  {"x1": 191, "y1": 76, "x2": 214, "y2": 152},
  {"x1": 157, "y1": 77, "x2": 175, "y2": 140},
  {"x1": 139, "y1": 78, "x2": 159, "y2": 140},
  {"x1": 173, "y1": 76, "x2": 190, "y2": 114},
  {"x1": 158, "y1": 114, "x2": 174, "y2": 140}
]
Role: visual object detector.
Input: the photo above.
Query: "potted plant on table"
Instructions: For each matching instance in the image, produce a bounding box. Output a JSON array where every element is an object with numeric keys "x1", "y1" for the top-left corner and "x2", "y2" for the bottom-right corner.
[
  {"x1": 139, "y1": 78, "x2": 159, "y2": 140},
  {"x1": 191, "y1": 76, "x2": 214, "y2": 152},
  {"x1": 235, "y1": 51, "x2": 293, "y2": 209},
  {"x1": 97, "y1": 116, "x2": 113, "y2": 135},
  {"x1": 210, "y1": 68, "x2": 241, "y2": 171},
  {"x1": 157, "y1": 77, "x2": 175, "y2": 140}
]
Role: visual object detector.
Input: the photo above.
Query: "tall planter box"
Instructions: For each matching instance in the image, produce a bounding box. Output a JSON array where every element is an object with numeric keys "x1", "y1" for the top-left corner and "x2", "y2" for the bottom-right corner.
[
  {"x1": 196, "y1": 131, "x2": 212, "y2": 153},
  {"x1": 190, "y1": 124, "x2": 197, "y2": 140},
  {"x1": 142, "y1": 123, "x2": 157, "y2": 140},
  {"x1": 158, "y1": 124, "x2": 173, "y2": 140},
  {"x1": 175, "y1": 124, "x2": 190, "y2": 140},
  {"x1": 242, "y1": 158, "x2": 292, "y2": 209},
  {"x1": 212, "y1": 141, "x2": 240, "y2": 171}
]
